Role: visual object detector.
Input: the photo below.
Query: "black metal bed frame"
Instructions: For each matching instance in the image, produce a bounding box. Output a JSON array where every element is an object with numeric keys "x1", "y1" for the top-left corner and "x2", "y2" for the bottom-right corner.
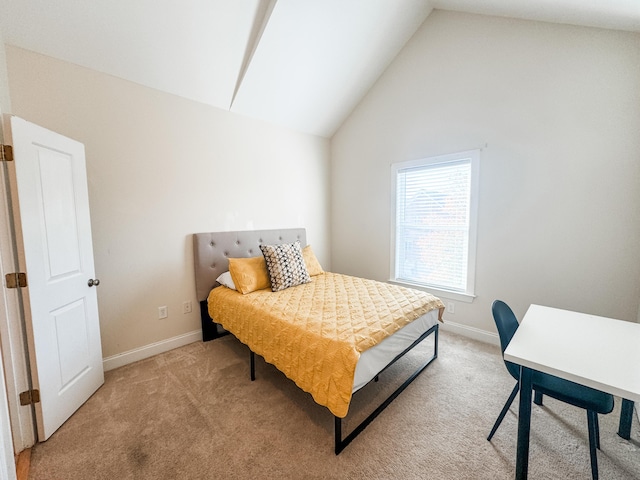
[
  {"x1": 200, "y1": 300, "x2": 230, "y2": 341},
  {"x1": 202, "y1": 295, "x2": 439, "y2": 455},
  {"x1": 194, "y1": 230, "x2": 440, "y2": 453},
  {"x1": 248, "y1": 325, "x2": 438, "y2": 454},
  {"x1": 332, "y1": 323, "x2": 439, "y2": 454}
]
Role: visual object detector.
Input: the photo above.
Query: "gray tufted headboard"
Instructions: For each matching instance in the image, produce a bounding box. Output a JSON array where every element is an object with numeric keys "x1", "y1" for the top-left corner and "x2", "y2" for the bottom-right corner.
[
  {"x1": 193, "y1": 228, "x2": 307, "y2": 341},
  {"x1": 193, "y1": 226, "x2": 306, "y2": 293}
]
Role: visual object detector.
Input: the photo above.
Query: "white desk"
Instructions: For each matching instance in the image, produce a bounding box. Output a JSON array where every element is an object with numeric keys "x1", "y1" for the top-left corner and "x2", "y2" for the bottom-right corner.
[{"x1": 504, "y1": 304, "x2": 640, "y2": 480}]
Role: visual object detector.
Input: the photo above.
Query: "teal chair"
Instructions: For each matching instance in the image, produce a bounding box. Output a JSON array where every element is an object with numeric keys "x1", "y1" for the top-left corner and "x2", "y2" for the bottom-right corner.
[{"x1": 487, "y1": 300, "x2": 614, "y2": 480}]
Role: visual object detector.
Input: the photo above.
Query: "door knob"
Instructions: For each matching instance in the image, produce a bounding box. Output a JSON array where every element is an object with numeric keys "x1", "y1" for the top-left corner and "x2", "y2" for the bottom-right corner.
[{"x1": 88, "y1": 278, "x2": 100, "y2": 287}]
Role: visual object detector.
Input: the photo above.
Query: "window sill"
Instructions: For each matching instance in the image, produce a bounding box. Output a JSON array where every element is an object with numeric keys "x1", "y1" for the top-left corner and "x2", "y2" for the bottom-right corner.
[{"x1": 388, "y1": 280, "x2": 476, "y2": 303}]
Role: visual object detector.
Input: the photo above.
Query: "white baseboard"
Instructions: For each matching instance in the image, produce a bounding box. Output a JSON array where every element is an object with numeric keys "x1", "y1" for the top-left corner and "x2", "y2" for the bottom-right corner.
[
  {"x1": 439, "y1": 319, "x2": 500, "y2": 346},
  {"x1": 102, "y1": 330, "x2": 202, "y2": 372},
  {"x1": 101, "y1": 321, "x2": 498, "y2": 372}
]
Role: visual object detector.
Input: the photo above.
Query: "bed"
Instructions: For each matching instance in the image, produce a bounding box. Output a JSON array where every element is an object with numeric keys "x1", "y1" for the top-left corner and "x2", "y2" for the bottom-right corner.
[{"x1": 193, "y1": 228, "x2": 444, "y2": 453}]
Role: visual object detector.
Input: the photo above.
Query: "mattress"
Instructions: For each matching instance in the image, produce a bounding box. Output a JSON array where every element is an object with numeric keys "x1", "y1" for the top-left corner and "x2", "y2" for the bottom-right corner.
[{"x1": 352, "y1": 308, "x2": 440, "y2": 392}]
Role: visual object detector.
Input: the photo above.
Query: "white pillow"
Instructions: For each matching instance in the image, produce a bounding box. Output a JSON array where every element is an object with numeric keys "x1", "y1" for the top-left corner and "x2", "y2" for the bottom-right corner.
[{"x1": 216, "y1": 271, "x2": 237, "y2": 290}]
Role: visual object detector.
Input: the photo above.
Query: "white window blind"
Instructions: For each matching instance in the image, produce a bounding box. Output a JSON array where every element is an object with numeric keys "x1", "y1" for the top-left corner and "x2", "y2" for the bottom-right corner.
[{"x1": 392, "y1": 150, "x2": 479, "y2": 296}]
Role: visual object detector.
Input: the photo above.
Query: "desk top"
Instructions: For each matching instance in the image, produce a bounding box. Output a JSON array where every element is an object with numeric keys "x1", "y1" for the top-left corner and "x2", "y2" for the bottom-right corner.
[{"x1": 504, "y1": 304, "x2": 640, "y2": 402}]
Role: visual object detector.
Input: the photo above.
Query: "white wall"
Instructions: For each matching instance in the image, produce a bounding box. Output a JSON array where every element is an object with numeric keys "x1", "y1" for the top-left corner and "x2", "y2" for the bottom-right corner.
[
  {"x1": 6, "y1": 46, "x2": 331, "y2": 358},
  {"x1": 331, "y1": 10, "x2": 640, "y2": 333}
]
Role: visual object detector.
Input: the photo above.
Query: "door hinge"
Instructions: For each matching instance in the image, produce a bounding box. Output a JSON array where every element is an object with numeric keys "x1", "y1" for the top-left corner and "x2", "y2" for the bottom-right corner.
[
  {"x1": 5, "y1": 272, "x2": 28, "y2": 288},
  {"x1": 1, "y1": 144, "x2": 13, "y2": 162},
  {"x1": 19, "y1": 389, "x2": 40, "y2": 406}
]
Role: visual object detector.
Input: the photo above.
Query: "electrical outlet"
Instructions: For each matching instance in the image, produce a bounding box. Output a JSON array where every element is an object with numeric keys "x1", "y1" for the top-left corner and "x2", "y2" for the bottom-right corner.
[
  {"x1": 183, "y1": 301, "x2": 192, "y2": 314},
  {"x1": 158, "y1": 306, "x2": 168, "y2": 319},
  {"x1": 446, "y1": 302, "x2": 455, "y2": 314}
]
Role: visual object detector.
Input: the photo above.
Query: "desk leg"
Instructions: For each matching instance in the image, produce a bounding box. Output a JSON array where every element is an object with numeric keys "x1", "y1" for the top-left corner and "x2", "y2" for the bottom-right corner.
[
  {"x1": 618, "y1": 399, "x2": 634, "y2": 440},
  {"x1": 515, "y1": 366, "x2": 532, "y2": 480}
]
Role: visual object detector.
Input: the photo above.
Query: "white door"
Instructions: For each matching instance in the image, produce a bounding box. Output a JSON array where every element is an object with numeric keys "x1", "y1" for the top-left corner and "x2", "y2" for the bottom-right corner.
[{"x1": 6, "y1": 116, "x2": 103, "y2": 441}]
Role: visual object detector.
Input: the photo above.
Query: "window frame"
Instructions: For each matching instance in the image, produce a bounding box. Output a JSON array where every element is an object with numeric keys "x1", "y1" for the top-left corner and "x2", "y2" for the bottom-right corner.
[{"x1": 390, "y1": 149, "x2": 480, "y2": 302}]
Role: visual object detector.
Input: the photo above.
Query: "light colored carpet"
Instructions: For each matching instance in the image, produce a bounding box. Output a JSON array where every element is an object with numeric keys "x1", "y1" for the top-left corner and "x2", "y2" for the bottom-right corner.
[{"x1": 29, "y1": 330, "x2": 639, "y2": 479}]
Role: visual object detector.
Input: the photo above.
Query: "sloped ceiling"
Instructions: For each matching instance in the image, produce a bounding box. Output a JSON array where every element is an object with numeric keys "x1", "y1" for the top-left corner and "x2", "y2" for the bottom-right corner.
[{"x1": 0, "y1": 0, "x2": 639, "y2": 138}]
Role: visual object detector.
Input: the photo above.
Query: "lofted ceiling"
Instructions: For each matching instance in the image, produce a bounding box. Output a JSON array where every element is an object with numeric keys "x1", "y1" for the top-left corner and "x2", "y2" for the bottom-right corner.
[{"x1": 0, "y1": 0, "x2": 638, "y2": 138}]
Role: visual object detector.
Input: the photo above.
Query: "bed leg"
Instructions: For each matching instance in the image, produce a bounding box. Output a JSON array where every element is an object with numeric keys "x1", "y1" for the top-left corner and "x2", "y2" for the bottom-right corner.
[
  {"x1": 199, "y1": 300, "x2": 229, "y2": 342},
  {"x1": 335, "y1": 417, "x2": 342, "y2": 455},
  {"x1": 250, "y1": 351, "x2": 256, "y2": 381},
  {"x1": 200, "y1": 301, "x2": 217, "y2": 342}
]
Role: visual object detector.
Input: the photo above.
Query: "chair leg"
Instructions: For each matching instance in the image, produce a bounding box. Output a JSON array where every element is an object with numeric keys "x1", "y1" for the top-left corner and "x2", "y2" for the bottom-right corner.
[
  {"x1": 488, "y1": 383, "x2": 519, "y2": 441},
  {"x1": 587, "y1": 410, "x2": 599, "y2": 480},
  {"x1": 534, "y1": 390, "x2": 543, "y2": 406}
]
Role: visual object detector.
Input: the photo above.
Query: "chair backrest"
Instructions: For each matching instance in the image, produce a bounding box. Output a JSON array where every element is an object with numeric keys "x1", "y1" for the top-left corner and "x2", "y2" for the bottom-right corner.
[{"x1": 491, "y1": 300, "x2": 521, "y2": 380}]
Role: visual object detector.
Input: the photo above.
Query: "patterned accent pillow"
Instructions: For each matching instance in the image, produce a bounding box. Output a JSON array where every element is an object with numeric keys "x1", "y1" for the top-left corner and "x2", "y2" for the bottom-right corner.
[{"x1": 260, "y1": 241, "x2": 311, "y2": 292}]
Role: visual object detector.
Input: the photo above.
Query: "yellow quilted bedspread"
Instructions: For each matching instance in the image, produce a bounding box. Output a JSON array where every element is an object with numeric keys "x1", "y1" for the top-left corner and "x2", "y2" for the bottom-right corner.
[{"x1": 207, "y1": 272, "x2": 444, "y2": 418}]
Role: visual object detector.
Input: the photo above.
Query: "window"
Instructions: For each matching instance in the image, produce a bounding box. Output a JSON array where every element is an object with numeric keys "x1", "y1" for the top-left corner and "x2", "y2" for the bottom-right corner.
[{"x1": 391, "y1": 150, "x2": 479, "y2": 300}]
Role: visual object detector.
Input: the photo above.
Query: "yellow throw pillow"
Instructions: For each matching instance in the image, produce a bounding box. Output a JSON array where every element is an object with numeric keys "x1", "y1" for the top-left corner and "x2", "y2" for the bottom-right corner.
[
  {"x1": 302, "y1": 245, "x2": 324, "y2": 276},
  {"x1": 228, "y1": 256, "x2": 271, "y2": 294}
]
